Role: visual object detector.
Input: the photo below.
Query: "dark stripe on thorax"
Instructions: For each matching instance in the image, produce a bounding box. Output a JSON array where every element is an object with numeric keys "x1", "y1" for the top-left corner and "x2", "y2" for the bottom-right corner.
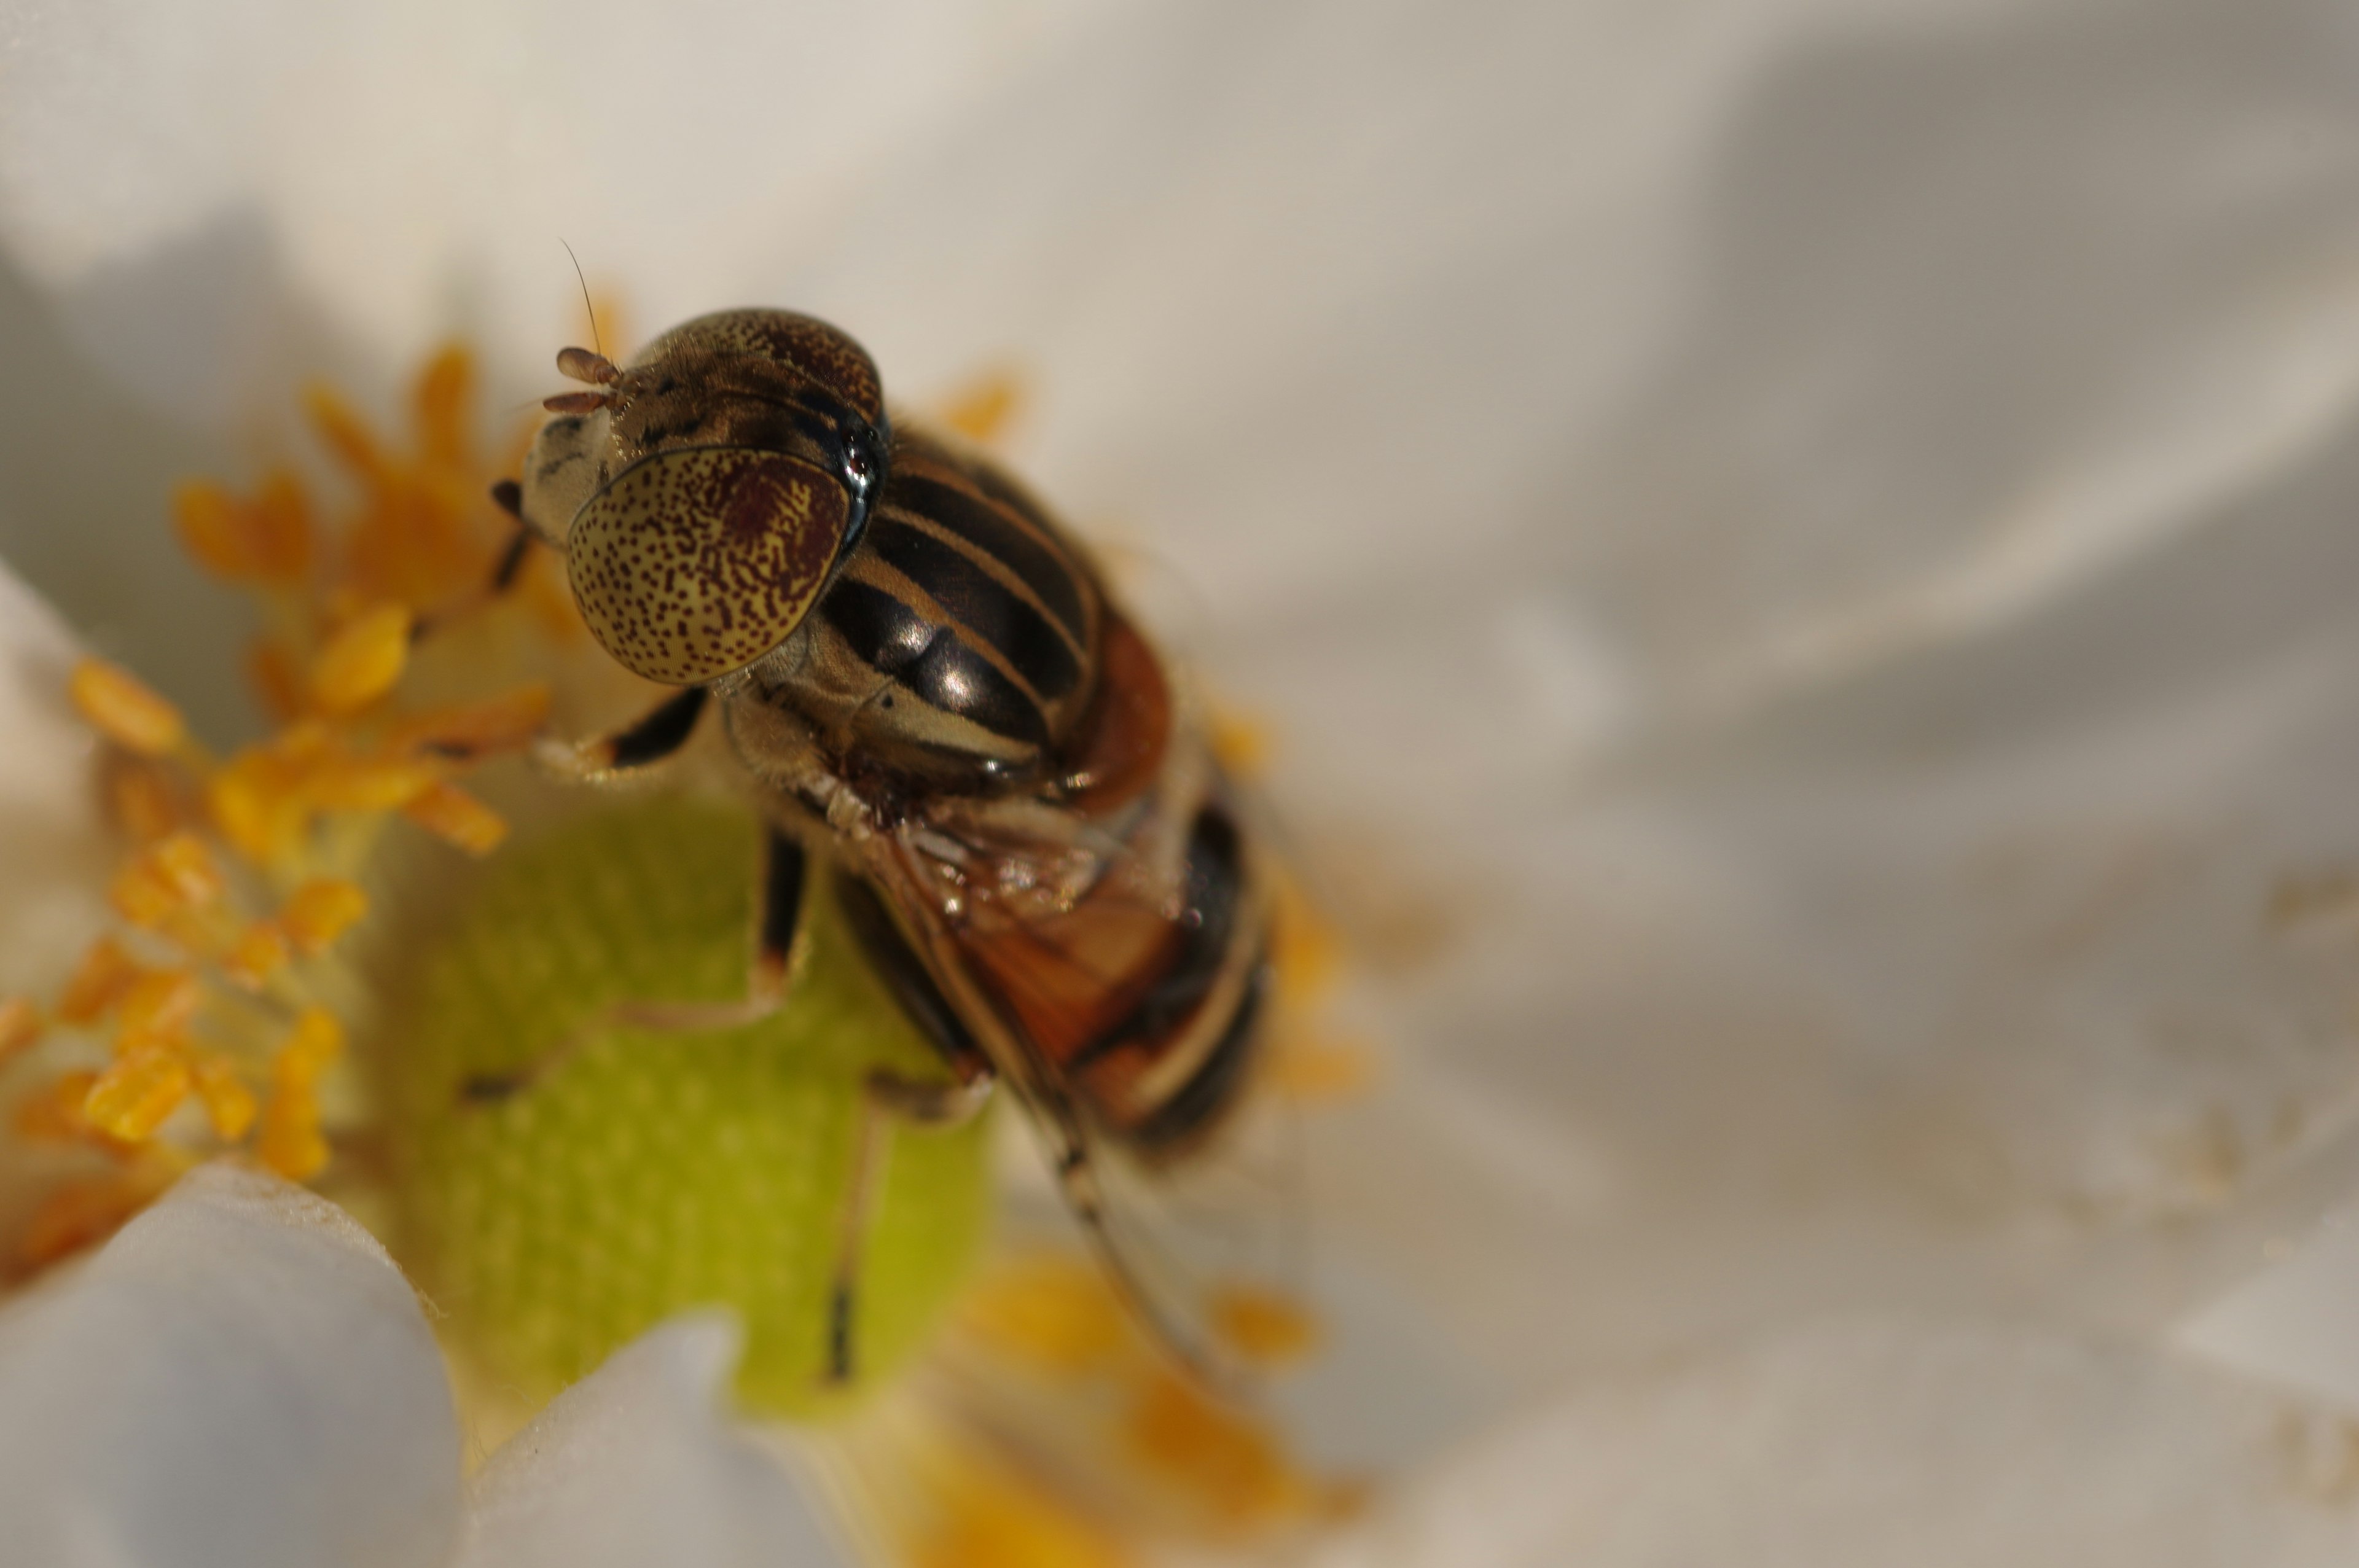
[
  {"x1": 866, "y1": 510, "x2": 1083, "y2": 701},
  {"x1": 888, "y1": 471, "x2": 1093, "y2": 644},
  {"x1": 820, "y1": 577, "x2": 1051, "y2": 751}
]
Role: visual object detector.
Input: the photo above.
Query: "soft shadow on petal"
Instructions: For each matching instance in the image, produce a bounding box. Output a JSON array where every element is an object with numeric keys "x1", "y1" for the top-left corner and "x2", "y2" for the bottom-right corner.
[
  {"x1": 0, "y1": 1163, "x2": 461, "y2": 1568},
  {"x1": 1312, "y1": 1319, "x2": 2359, "y2": 1568},
  {"x1": 454, "y1": 1314, "x2": 851, "y2": 1568},
  {"x1": 0, "y1": 553, "x2": 109, "y2": 996}
]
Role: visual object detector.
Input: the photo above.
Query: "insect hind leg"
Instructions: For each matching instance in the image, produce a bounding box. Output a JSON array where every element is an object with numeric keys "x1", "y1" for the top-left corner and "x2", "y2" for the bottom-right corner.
[
  {"x1": 456, "y1": 825, "x2": 807, "y2": 1104},
  {"x1": 824, "y1": 1068, "x2": 995, "y2": 1385}
]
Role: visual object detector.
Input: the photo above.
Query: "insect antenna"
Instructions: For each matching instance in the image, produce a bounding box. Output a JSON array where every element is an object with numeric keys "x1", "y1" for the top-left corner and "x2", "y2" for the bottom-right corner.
[{"x1": 552, "y1": 240, "x2": 620, "y2": 395}]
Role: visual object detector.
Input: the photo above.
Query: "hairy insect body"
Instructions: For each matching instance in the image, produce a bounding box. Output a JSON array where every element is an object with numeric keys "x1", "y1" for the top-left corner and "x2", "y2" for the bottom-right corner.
[{"x1": 509, "y1": 309, "x2": 1274, "y2": 1378}]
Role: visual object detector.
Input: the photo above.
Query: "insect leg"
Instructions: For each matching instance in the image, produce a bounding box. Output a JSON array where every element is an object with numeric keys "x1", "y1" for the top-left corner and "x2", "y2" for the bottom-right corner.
[
  {"x1": 824, "y1": 1066, "x2": 996, "y2": 1384},
  {"x1": 533, "y1": 685, "x2": 710, "y2": 781},
  {"x1": 405, "y1": 482, "x2": 539, "y2": 644},
  {"x1": 458, "y1": 825, "x2": 807, "y2": 1104},
  {"x1": 608, "y1": 826, "x2": 807, "y2": 1032}
]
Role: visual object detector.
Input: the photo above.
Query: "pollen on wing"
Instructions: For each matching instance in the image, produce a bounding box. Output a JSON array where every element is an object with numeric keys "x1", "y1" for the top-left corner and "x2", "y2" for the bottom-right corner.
[{"x1": 9, "y1": 341, "x2": 572, "y2": 1271}]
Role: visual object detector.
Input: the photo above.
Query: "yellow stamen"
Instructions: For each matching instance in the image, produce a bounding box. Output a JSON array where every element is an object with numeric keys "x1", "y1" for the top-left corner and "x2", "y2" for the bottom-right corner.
[
  {"x1": 310, "y1": 603, "x2": 414, "y2": 715},
  {"x1": 1206, "y1": 708, "x2": 1272, "y2": 777},
  {"x1": 1210, "y1": 1285, "x2": 1322, "y2": 1367},
  {"x1": 413, "y1": 343, "x2": 476, "y2": 470},
  {"x1": 281, "y1": 878, "x2": 368, "y2": 955},
  {"x1": 57, "y1": 937, "x2": 142, "y2": 1024},
  {"x1": 13, "y1": 1070, "x2": 99, "y2": 1144},
  {"x1": 114, "y1": 969, "x2": 201, "y2": 1047},
  {"x1": 402, "y1": 780, "x2": 509, "y2": 854},
  {"x1": 69, "y1": 659, "x2": 186, "y2": 756},
  {"x1": 108, "y1": 833, "x2": 224, "y2": 927},
  {"x1": 245, "y1": 638, "x2": 308, "y2": 724},
  {"x1": 18, "y1": 1160, "x2": 184, "y2": 1268},
  {"x1": 305, "y1": 384, "x2": 385, "y2": 479},
  {"x1": 151, "y1": 832, "x2": 225, "y2": 903},
  {"x1": 303, "y1": 751, "x2": 441, "y2": 813},
  {"x1": 256, "y1": 1008, "x2": 342, "y2": 1180},
  {"x1": 0, "y1": 997, "x2": 42, "y2": 1063},
  {"x1": 84, "y1": 1045, "x2": 193, "y2": 1142},
  {"x1": 192, "y1": 1054, "x2": 259, "y2": 1141},
  {"x1": 223, "y1": 921, "x2": 291, "y2": 989},
  {"x1": 171, "y1": 472, "x2": 314, "y2": 587},
  {"x1": 1125, "y1": 1368, "x2": 1315, "y2": 1528},
  {"x1": 106, "y1": 758, "x2": 185, "y2": 843},
  {"x1": 911, "y1": 1442, "x2": 1133, "y2": 1568},
  {"x1": 392, "y1": 682, "x2": 552, "y2": 759},
  {"x1": 959, "y1": 1253, "x2": 1131, "y2": 1373},
  {"x1": 1264, "y1": 1036, "x2": 1379, "y2": 1102},
  {"x1": 1269, "y1": 878, "x2": 1340, "y2": 1005},
  {"x1": 939, "y1": 369, "x2": 1027, "y2": 447}
]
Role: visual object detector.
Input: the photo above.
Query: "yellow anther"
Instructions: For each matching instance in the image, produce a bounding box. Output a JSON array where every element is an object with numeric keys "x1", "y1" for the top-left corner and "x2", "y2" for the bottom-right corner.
[
  {"x1": 115, "y1": 969, "x2": 201, "y2": 1046},
  {"x1": 1269, "y1": 880, "x2": 1340, "y2": 1005},
  {"x1": 84, "y1": 1045, "x2": 193, "y2": 1142},
  {"x1": 1206, "y1": 708, "x2": 1272, "y2": 777},
  {"x1": 910, "y1": 1447, "x2": 1130, "y2": 1568},
  {"x1": 245, "y1": 638, "x2": 307, "y2": 724},
  {"x1": 414, "y1": 342, "x2": 477, "y2": 469},
  {"x1": 254, "y1": 1010, "x2": 341, "y2": 1178},
  {"x1": 168, "y1": 469, "x2": 313, "y2": 588},
  {"x1": 0, "y1": 997, "x2": 42, "y2": 1063},
  {"x1": 150, "y1": 832, "x2": 225, "y2": 904},
  {"x1": 939, "y1": 369, "x2": 1027, "y2": 447},
  {"x1": 278, "y1": 1007, "x2": 345, "y2": 1082},
  {"x1": 1125, "y1": 1368, "x2": 1313, "y2": 1527},
  {"x1": 106, "y1": 759, "x2": 184, "y2": 843},
  {"x1": 256, "y1": 1085, "x2": 328, "y2": 1180},
  {"x1": 1264, "y1": 1036, "x2": 1378, "y2": 1103},
  {"x1": 305, "y1": 383, "x2": 385, "y2": 478},
  {"x1": 402, "y1": 780, "x2": 509, "y2": 854},
  {"x1": 108, "y1": 859, "x2": 178, "y2": 927},
  {"x1": 960, "y1": 1254, "x2": 1130, "y2": 1372},
  {"x1": 69, "y1": 659, "x2": 186, "y2": 756},
  {"x1": 206, "y1": 752, "x2": 306, "y2": 865},
  {"x1": 281, "y1": 879, "x2": 368, "y2": 955},
  {"x1": 57, "y1": 937, "x2": 142, "y2": 1024},
  {"x1": 192, "y1": 1054, "x2": 259, "y2": 1141},
  {"x1": 1210, "y1": 1285, "x2": 1321, "y2": 1367},
  {"x1": 18, "y1": 1167, "x2": 178, "y2": 1269},
  {"x1": 309, "y1": 603, "x2": 414, "y2": 715},
  {"x1": 108, "y1": 834, "x2": 223, "y2": 927},
  {"x1": 394, "y1": 682, "x2": 553, "y2": 759},
  {"x1": 305, "y1": 751, "x2": 440, "y2": 813},
  {"x1": 223, "y1": 921, "x2": 292, "y2": 989},
  {"x1": 248, "y1": 469, "x2": 317, "y2": 585},
  {"x1": 13, "y1": 1070, "x2": 98, "y2": 1144}
]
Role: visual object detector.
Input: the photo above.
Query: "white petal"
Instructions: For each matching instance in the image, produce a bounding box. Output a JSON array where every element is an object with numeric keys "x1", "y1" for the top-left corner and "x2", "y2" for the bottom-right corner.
[
  {"x1": 0, "y1": 1163, "x2": 461, "y2": 1568},
  {"x1": 1314, "y1": 1319, "x2": 2359, "y2": 1568},
  {"x1": 2180, "y1": 1199, "x2": 2359, "y2": 1417},
  {"x1": 0, "y1": 555, "x2": 109, "y2": 997},
  {"x1": 454, "y1": 1314, "x2": 850, "y2": 1568}
]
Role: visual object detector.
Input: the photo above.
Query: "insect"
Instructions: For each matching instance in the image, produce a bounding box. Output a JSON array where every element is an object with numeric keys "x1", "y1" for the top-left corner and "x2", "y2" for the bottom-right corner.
[{"x1": 479, "y1": 309, "x2": 1277, "y2": 1386}]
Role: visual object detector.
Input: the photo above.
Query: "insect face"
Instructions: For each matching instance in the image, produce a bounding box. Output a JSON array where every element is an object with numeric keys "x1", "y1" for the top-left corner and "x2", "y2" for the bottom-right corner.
[{"x1": 518, "y1": 310, "x2": 890, "y2": 685}]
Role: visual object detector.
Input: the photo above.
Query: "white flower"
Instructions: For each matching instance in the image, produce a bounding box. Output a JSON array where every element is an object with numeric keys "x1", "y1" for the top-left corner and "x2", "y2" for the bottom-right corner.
[{"x1": 8, "y1": 0, "x2": 2359, "y2": 1563}]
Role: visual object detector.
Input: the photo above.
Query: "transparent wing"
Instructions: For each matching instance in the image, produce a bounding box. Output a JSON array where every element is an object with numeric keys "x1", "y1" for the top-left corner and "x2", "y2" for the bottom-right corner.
[{"x1": 850, "y1": 751, "x2": 1310, "y2": 1392}]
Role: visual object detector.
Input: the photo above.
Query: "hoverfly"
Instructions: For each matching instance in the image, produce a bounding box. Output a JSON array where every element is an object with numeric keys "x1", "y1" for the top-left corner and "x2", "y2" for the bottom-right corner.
[{"x1": 477, "y1": 310, "x2": 1278, "y2": 1386}]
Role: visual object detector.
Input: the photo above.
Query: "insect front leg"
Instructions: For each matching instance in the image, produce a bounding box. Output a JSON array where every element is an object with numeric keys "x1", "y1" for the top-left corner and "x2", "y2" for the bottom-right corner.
[
  {"x1": 824, "y1": 1067, "x2": 996, "y2": 1384},
  {"x1": 458, "y1": 825, "x2": 808, "y2": 1104},
  {"x1": 533, "y1": 684, "x2": 711, "y2": 781}
]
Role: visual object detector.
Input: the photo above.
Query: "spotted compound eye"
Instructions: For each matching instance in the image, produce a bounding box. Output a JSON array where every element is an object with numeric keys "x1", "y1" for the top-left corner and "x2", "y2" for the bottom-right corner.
[{"x1": 567, "y1": 446, "x2": 854, "y2": 685}]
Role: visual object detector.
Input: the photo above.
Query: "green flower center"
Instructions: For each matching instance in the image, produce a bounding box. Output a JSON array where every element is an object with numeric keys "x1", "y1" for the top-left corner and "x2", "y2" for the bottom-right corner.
[{"x1": 385, "y1": 794, "x2": 992, "y2": 1416}]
